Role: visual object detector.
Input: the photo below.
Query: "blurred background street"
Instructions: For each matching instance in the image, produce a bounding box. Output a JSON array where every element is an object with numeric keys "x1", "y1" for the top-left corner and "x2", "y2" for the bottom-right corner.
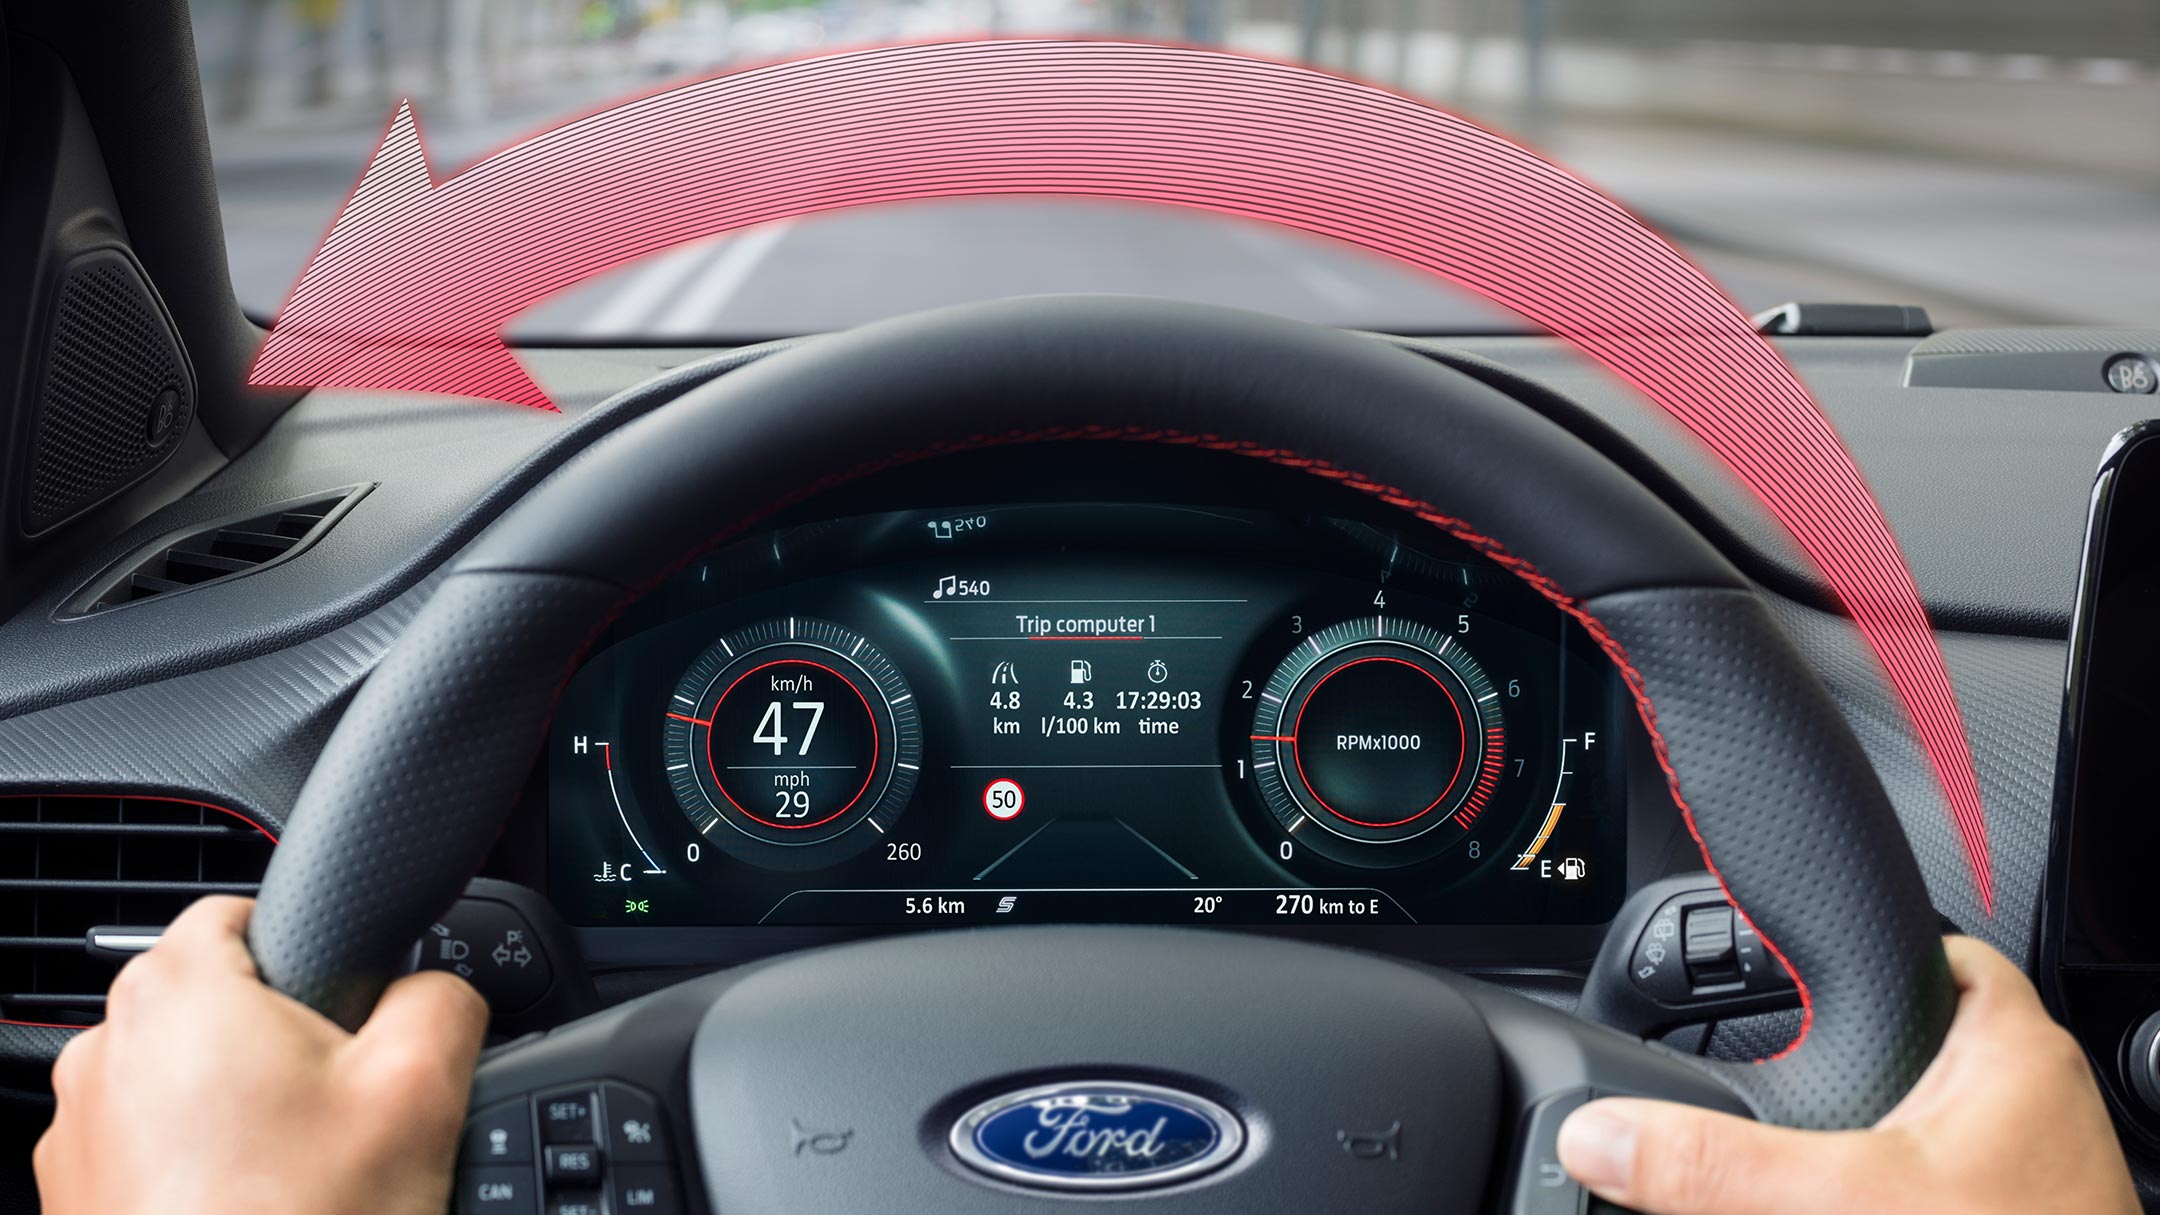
[{"x1": 189, "y1": 0, "x2": 2160, "y2": 339}]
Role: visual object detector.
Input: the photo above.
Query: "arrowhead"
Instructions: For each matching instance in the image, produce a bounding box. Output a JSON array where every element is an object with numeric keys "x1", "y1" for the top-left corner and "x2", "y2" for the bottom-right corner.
[{"x1": 249, "y1": 101, "x2": 557, "y2": 411}]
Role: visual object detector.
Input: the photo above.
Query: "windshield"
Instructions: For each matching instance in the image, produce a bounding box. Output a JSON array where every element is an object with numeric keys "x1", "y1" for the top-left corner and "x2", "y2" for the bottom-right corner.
[{"x1": 190, "y1": 1, "x2": 2158, "y2": 341}]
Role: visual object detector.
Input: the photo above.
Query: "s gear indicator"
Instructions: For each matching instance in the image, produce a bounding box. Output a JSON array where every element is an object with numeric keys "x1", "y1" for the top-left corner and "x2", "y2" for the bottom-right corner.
[
  {"x1": 1248, "y1": 616, "x2": 1505, "y2": 867},
  {"x1": 662, "y1": 617, "x2": 921, "y2": 861}
]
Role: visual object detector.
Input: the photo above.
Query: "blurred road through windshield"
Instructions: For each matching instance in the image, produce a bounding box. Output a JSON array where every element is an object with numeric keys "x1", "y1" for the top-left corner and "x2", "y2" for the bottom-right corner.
[{"x1": 193, "y1": 0, "x2": 2160, "y2": 341}]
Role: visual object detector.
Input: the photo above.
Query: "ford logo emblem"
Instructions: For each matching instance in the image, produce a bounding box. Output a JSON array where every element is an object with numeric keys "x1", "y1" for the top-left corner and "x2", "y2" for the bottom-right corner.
[{"x1": 949, "y1": 1080, "x2": 1245, "y2": 1192}]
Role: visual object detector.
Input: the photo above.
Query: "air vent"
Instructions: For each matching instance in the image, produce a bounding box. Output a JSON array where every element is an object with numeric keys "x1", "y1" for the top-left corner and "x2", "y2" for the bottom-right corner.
[
  {"x1": 60, "y1": 483, "x2": 373, "y2": 617},
  {"x1": 0, "y1": 796, "x2": 275, "y2": 1026}
]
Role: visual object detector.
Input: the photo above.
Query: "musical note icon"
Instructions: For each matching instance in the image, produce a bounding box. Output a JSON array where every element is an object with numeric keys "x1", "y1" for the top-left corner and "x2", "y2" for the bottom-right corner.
[{"x1": 932, "y1": 574, "x2": 958, "y2": 599}]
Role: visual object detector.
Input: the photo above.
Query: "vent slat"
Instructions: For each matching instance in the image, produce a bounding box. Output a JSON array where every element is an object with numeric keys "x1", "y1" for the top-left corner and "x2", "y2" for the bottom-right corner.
[
  {"x1": 212, "y1": 528, "x2": 300, "y2": 561},
  {"x1": 62, "y1": 485, "x2": 369, "y2": 615},
  {"x1": 0, "y1": 821, "x2": 252, "y2": 839},
  {"x1": 162, "y1": 550, "x2": 260, "y2": 580},
  {"x1": 0, "y1": 878, "x2": 258, "y2": 895},
  {"x1": 0, "y1": 796, "x2": 273, "y2": 1024},
  {"x1": 1, "y1": 993, "x2": 107, "y2": 1010}
]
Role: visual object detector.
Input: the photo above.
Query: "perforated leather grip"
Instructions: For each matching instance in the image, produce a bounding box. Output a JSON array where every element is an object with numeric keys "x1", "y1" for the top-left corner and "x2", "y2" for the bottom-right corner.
[
  {"x1": 1588, "y1": 588, "x2": 1954, "y2": 1126},
  {"x1": 248, "y1": 297, "x2": 1951, "y2": 1122},
  {"x1": 248, "y1": 573, "x2": 621, "y2": 1029}
]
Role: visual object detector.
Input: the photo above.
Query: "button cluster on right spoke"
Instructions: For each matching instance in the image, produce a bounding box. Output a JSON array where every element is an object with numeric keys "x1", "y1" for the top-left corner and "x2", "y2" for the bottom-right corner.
[
  {"x1": 455, "y1": 1081, "x2": 682, "y2": 1215},
  {"x1": 1629, "y1": 892, "x2": 1794, "y2": 1003}
]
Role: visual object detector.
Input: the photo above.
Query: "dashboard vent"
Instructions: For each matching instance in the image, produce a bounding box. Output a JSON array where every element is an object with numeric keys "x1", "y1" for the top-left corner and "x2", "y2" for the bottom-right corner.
[
  {"x1": 60, "y1": 484, "x2": 372, "y2": 617},
  {"x1": 0, "y1": 796, "x2": 274, "y2": 1026}
]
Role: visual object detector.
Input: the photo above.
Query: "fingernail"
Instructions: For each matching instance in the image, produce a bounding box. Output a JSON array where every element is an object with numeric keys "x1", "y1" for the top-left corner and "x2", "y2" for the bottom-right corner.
[{"x1": 1556, "y1": 1104, "x2": 1638, "y2": 1192}]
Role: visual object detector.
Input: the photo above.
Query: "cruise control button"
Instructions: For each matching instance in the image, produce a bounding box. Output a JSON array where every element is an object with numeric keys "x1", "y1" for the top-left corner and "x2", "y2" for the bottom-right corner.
[
  {"x1": 456, "y1": 1166, "x2": 539, "y2": 1215},
  {"x1": 611, "y1": 1166, "x2": 682, "y2": 1213},
  {"x1": 602, "y1": 1082, "x2": 672, "y2": 1163},
  {"x1": 461, "y1": 1099, "x2": 534, "y2": 1165},
  {"x1": 537, "y1": 1088, "x2": 599, "y2": 1145},
  {"x1": 544, "y1": 1144, "x2": 603, "y2": 1186},
  {"x1": 544, "y1": 1193, "x2": 603, "y2": 1215}
]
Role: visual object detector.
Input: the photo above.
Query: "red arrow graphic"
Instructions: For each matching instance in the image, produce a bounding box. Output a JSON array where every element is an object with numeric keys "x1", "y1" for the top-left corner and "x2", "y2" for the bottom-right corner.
[{"x1": 250, "y1": 39, "x2": 1992, "y2": 911}]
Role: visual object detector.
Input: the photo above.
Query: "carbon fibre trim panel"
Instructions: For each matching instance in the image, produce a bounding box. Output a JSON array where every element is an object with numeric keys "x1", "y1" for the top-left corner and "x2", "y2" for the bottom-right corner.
[
  {"x1": 0, "y1": 577, "x2": 436, "y2": 832},
  {"x1": 0, "y1": 1023, "x2": 74, "y2": 1085}
]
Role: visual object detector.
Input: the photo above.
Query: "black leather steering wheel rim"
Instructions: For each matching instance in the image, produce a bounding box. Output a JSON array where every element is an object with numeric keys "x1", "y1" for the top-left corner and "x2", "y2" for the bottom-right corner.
[{"x1": 248, "y1": 295, "x2": 1952, "y2": 1131}]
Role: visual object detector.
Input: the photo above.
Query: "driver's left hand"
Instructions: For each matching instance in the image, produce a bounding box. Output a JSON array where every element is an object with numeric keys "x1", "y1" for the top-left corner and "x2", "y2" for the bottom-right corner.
[{"x1": 33, "y1": 896, "x2": 488, "y2": 1215}]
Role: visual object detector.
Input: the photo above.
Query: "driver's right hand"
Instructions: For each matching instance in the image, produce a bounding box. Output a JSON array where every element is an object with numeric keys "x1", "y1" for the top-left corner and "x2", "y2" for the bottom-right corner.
[{"x1": 1559, "y1": 935, "x2": 2140, "y2": 1215}]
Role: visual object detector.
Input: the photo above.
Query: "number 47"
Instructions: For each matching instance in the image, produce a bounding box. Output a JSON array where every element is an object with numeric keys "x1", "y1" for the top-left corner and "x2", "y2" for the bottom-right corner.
[{"x1": 753, "y1": 701, "x2": 825, "y2": 755}]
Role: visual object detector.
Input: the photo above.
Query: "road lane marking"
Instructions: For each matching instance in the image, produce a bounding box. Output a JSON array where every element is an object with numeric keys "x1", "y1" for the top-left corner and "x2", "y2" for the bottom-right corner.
[
  {"x1": 584, "y1": 238, "x2": 735, "y2": 335},
  {"x1": 658, "y1": 220, "x2": 796, "y2": 335}
]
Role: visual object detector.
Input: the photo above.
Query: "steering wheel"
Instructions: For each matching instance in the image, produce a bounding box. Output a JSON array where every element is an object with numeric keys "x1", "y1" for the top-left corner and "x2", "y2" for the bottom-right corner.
[{"x1": 247, "y1": 297, "x2": 1952, "y2": 1213}]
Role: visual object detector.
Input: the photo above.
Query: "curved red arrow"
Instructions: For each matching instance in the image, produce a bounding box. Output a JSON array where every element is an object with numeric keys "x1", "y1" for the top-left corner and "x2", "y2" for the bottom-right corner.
[{"x1": 249, "y1": 39, "x2": 1992, "y2": 909}]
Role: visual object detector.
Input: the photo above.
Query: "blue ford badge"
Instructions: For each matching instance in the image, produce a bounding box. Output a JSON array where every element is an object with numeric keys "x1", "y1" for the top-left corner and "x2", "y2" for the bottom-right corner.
[{"x1": 949, "y1": 1080, "x2": 1245, "y2": 1191}]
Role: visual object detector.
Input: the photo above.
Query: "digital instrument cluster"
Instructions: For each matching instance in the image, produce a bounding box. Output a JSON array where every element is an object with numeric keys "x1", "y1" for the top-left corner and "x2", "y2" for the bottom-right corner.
[{"x1": 547, "y1": 502, "x2": 1627, "y2": 929}]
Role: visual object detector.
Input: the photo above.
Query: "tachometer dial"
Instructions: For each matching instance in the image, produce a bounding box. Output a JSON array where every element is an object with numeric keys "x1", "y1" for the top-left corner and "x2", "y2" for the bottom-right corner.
[
  {"x1": 663, "y1": 617, "x2": 919, "y2": 863},
  {"x1": 1248, "y1": 616, "x2": 1504, "y2": 866}
]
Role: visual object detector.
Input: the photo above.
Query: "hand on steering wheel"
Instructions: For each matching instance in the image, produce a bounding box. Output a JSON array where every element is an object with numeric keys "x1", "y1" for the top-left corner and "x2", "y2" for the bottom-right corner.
[
  {"x1": 34, "y1": 898, "x2": 487, "y2": 1215},
  {"x1": 1558, "y1": 935, "x2": 2138, "y2": 1215},
  {"x1": 36, "y1": 905, "x2": 2137, "y2": 1215}
]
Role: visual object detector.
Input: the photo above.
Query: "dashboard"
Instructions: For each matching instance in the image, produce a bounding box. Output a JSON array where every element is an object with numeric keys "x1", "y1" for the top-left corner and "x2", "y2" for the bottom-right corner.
[{"x1": 543, "y1": 482, "x2": 1630, "y2": 936}]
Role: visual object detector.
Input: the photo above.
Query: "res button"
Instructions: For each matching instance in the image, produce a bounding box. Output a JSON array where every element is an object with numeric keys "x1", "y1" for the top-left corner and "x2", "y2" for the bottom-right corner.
[{"x1": 544, "y1": 1144, "x2": 603, "y2": 1187}]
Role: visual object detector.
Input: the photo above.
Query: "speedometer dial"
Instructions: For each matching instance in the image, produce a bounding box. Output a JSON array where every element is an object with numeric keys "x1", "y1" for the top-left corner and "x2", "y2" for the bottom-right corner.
[
  {"x1": 1248, "y1": 616, "x2": 1505, "y2": 866},
  {"x1": 663, "y1": 617, "x2": 920, "y2": 864}
]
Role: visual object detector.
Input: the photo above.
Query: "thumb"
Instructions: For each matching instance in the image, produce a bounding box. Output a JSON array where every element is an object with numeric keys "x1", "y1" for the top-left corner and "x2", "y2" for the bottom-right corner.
[
  {"x1": 351, "y1": 969, "x2": 490, "y2": 1082},
  {"x1": 1557, "y1": 1097, "x2": 1871, "y2": 1215}
]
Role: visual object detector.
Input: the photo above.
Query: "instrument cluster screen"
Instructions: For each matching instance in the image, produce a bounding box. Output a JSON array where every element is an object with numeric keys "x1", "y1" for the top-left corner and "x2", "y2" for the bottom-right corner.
[{"x1": 547, "y1": 504, "x2": 1627, "y2": 928}]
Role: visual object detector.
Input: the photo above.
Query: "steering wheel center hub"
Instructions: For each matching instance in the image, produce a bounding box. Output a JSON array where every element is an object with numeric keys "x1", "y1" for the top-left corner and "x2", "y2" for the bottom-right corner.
[{"x1": 686, "y1": 929, "x2": 1499, "y2": 1212}]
